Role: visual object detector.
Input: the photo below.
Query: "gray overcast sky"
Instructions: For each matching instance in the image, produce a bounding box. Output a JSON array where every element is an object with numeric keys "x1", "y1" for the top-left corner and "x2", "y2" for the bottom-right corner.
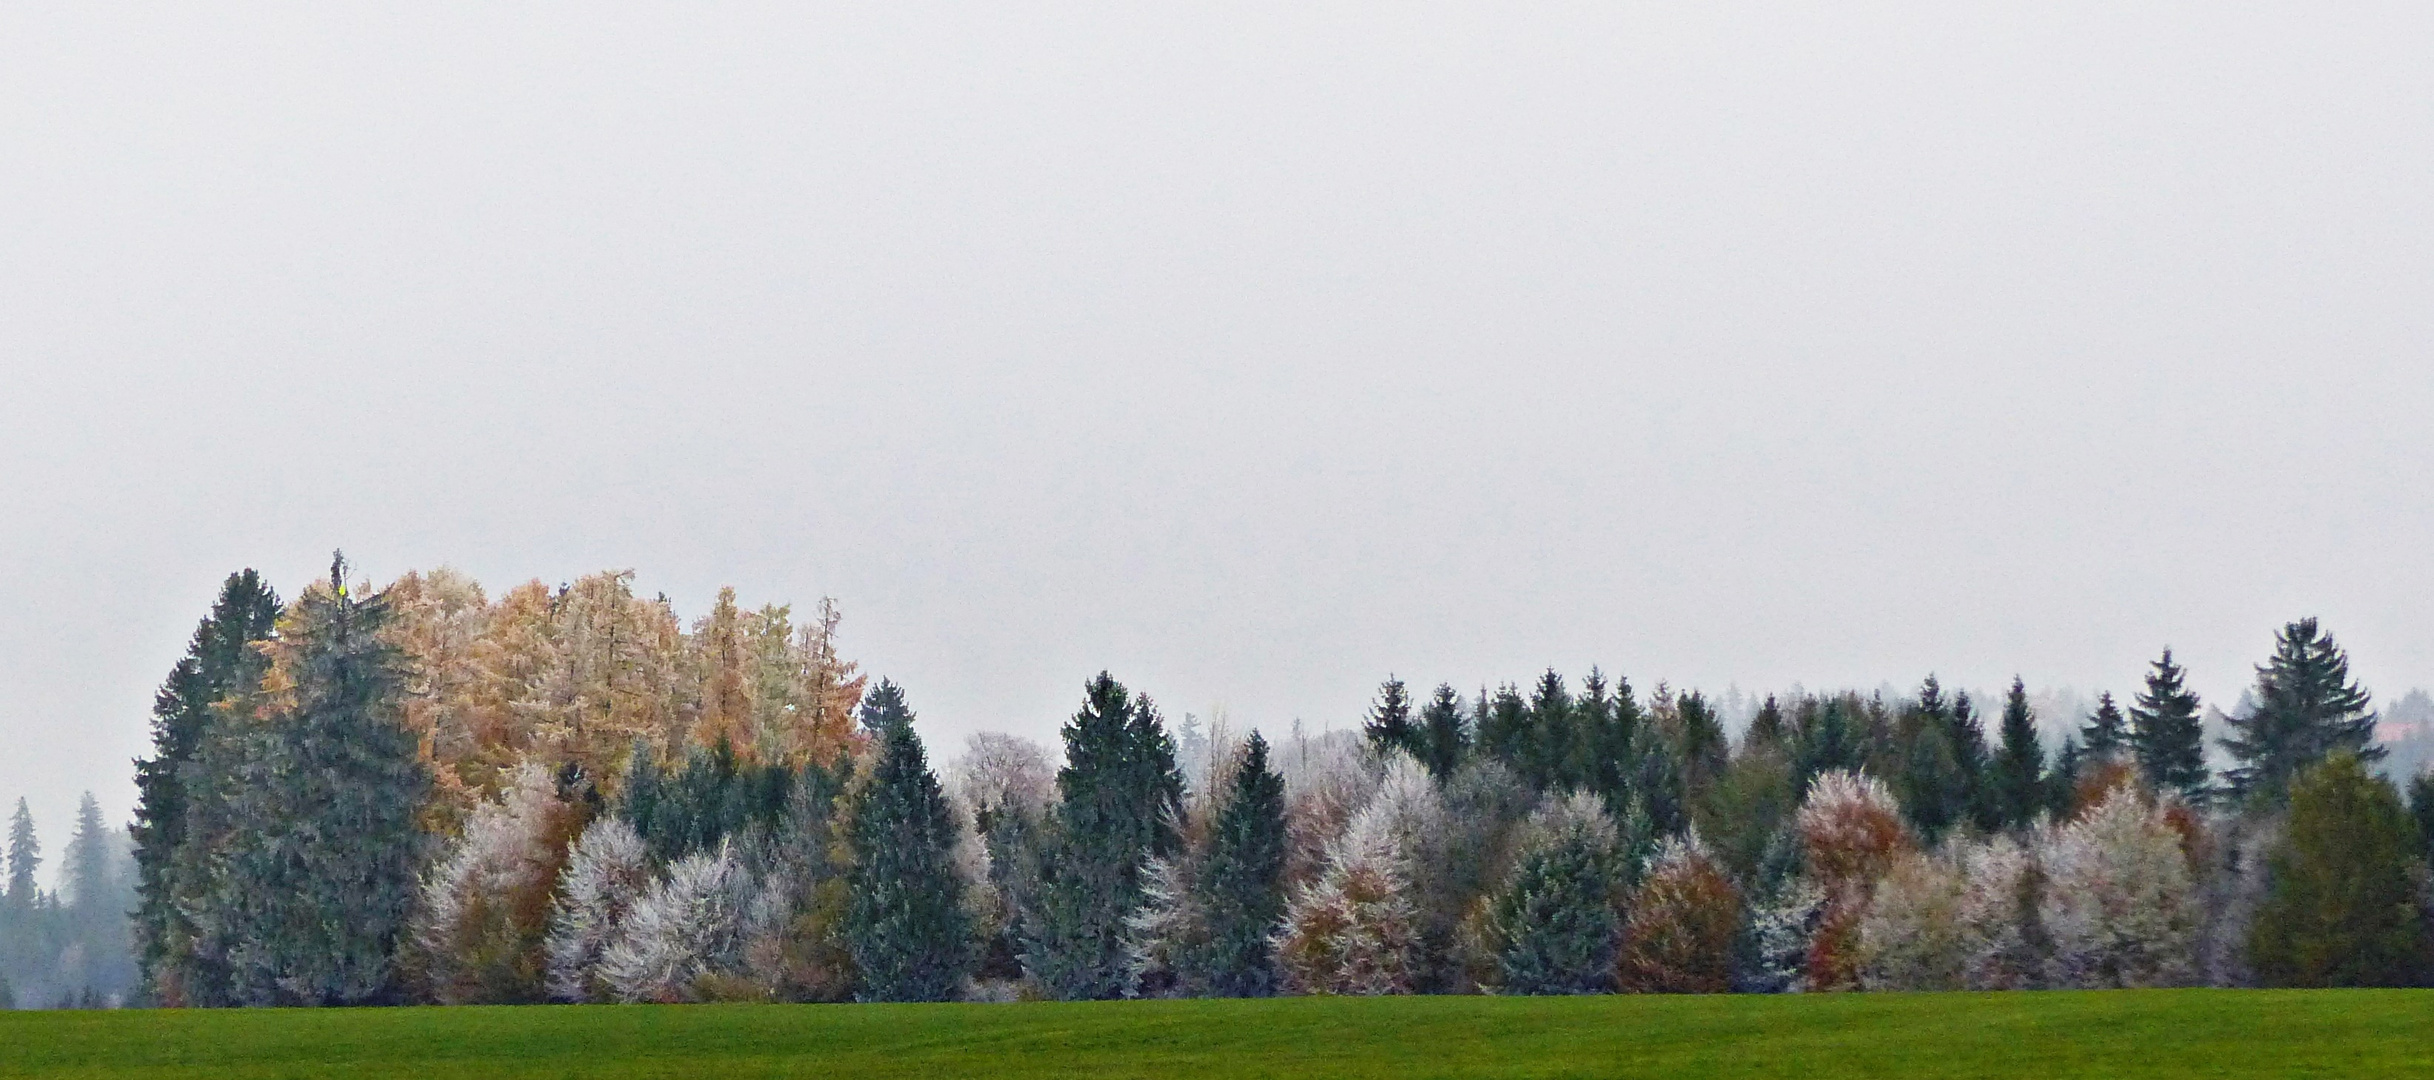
[{"x1": 4, "y1": 4, "x2": 2431, "y2": 870}]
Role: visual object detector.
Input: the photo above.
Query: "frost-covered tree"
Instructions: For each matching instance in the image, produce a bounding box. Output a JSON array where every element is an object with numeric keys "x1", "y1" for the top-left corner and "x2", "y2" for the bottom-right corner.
[
  {"x1": 208, "y1": 556, "x2": 430, "y2": 1006},
  {"x1": 131, "y1": 569, "x2": 279, "y2": 1004},
  {"x1": 844, "y1": 681, "x2": 972, "y2": 1002},
  {"x1": 2249, "y1": 753, "x2": 2429, "y2": 987},
  {"x1": 1489, "y1": 792, "x2": 1624, "y2": 995},
  {"x1": 545, "y1": 816, "x2": 653, "y2": 1002},
  {"x1": 1617, "y1": 835, "x2": 1739, "y2": 993},
  {"x1": 1795, "y1": 770, "x2": 1914, "y2": 990},
  {"x1": 1273, "y1": 789, "x2": 1420, "y2": 995},
  {"x1": 2039, "y1": 785, "x2": 2200, "y2": 988},
  {"x1": 1412, "y1": 758, "x2": 1533, "y2": 993},
  {"x1": 413, "y1": 763, "x2": 582, "y2": 1003},
  {"x1": 595, "y1": 841, "x2": 767, "y2": 1003}
]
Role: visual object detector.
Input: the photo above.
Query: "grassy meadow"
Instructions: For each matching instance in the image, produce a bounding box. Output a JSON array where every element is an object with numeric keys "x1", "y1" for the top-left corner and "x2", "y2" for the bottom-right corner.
[{"x1": 5, "y1": 989, "x2": 2430, "y2": 1079}]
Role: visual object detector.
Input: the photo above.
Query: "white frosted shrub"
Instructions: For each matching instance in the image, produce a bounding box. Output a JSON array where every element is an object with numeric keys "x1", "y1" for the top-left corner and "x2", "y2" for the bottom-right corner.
[
  {"x1": 1273, "y1": 790, "x2": 1419, "y2": 995},
  {"x1": 2039, "y1": 788, "x2": 2199, "y2": 988},
  {"x1": 413, "y1": 763, "x2": 576, "y2": 1003},
  {"x1": 596, "y1": 841, "x2": 766, "y2": 1003},
  {"x1": 543, "y1": 817, "x2": 651, "y2": 1002}
]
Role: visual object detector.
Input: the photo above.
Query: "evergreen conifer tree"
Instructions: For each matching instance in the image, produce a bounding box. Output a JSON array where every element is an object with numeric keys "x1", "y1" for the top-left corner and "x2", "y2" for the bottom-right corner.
[
  {"x1": 844, "y1": 680, "x2": 972, "y2": 1002},
  {"x1": 2079, "y1": 693, "x2": 2128, "y2": 762},
  {"x1": 1524, "y1": 671, "x2": 1575, "y2": 791},
  {"x1": 5, "y1": 800, "x2": 36, "y2": 907},
  {"x1": 1491, "y1": 793, "x2": 1624, "y2": 994},
  {"x1": 209, "y1": 555, "x2": 429, "y2": 1005},
  {"x1": 2410, "y1": 772, "x2": 2434, "y2": 869},
  {"x1": 2249, "y1": 753, "x2": 2429, "y2": 986},
  {"x1": 131, "y1": 569, "x2": 280, "y2": 1002},
  {"x1": 1991, "y1": 678, "x2": 2046, "y2": 830},
  {"x1": 1477, "y1": 685, "x2": 1530, "y2": 776},
  {"x1": 2224, "y1": 619, "x2": 2381, "y2": 803},
  {"x1": 1894, "y1": 677, "x2": 1968, "y2": 840},
  {"x1": 2129, "y1": 648, "x2": 2209, "y2": 801},
  {"x1": 2048, "y1": 736, "x2": 2084, "y2": 816},
  {"x1": 1191, "y1": 731, "x2": 1287, "y2": 997},
  {"x1": 1416, "y1": 684, "x2": 1469, "y2": 783},
  {"x1": 1362, "y1": 677, "x2": 1417, "y2": 761},
  {"x1": 1946, "y1": 692, "x2": 1996, "y2": 831},
  {"x1": 1027, "y1": 672, "x2": 1182, "y2": 999}
]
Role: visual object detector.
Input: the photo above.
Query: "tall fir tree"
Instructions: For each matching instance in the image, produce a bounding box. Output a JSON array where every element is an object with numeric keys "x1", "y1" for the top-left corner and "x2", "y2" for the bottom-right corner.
[
  {"x1": 1027, "y1": 672, "x2": 1182, "y2": 999},
  {"x1": 1894, "y1": 677, "x2": 1969, "y2": 840},
  {"x1": 2223, "y1": 618, "x2": 2381, "y2": 803},
  {"x1": 1362, "y1": 677, "x2": 1418, "y2": 761},
  {"x1": 2079, "y1": 693, "x2": 2128, "y2": 762},
  {"x1": 2411, "y1": 772, "x2": 2434, "y2": 870},
  {"x1": 2129, "y1": 647, "x2": 2209, "y2": 800},
  {"x1": 1990, "y1": 677, "x2": 2045, "y2": 830},
  {"x1": 130, "y1": 569, "x2": 280, "y2": 1003},
  {"x1": 1191, "y1": 731, "x2": 1288, "y2": 997},
  {"x1": 1492, "y1": 794, "x2": 1624, "y2": 994},
  {"x1": 5, "y1": 799, "x2": 38, "y2": 907},
  {"x1": 207, "y1": 554, "x2": 429, "y2": 1005},
  {"x1": 1524, "y1": 670, "x2": 1575, "y2": 791},
  {"x1": 1945, "y1": 691, "x2": 1996, "y2": 831},
  {"x1": 1416, "y1": 684, "x2": 1470, "y2": 783},
  {"x1": 1477, "y1": 684, "x2": 1531, "y2": 775},
  {"x1": 844, "y1": 680, "x2": 972, "y2": 1002}
]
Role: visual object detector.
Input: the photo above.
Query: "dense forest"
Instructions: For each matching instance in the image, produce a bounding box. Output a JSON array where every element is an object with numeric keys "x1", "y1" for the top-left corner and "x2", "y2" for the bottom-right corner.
[{"x1": 6, "y1": 557, "x2": 2434, "y2": 1007}]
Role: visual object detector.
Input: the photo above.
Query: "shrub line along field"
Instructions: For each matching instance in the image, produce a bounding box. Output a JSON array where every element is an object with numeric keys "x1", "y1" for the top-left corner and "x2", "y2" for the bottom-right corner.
[{"x1": 4, "y1": 990, "x2": 2429, "y2": 1080}]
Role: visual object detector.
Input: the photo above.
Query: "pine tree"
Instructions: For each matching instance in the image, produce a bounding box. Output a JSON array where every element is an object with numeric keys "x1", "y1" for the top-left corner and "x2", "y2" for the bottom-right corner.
[
  {"x1": 1894, "y1": 677, "x2": 1969, "y2": 840},
  {"x1": 1027, "y1": 673, "x2": 1182, "y2": 999},
  {"x1": 2079, "y1": 693, "x2": 2128, "y2": 762},
  {"x1": 2411, "y1": 772, "x2": 2434, "y2": 869},
  {"x1": 1191, "y1": 731, "x2": 1287, "y2": 997},
  {"x1": 209, "y1": 554, "x2": 430, "y2": 1005},
  {"x1": 845, "y1": 680, "x2": 973, "y2": 1002},
  {"x1": 1416, "y1": 684, "x2": 1469, "y2": 783},
  {"x1": 2249, "y1": 753, "x2": 2429, "y2": 987},
  {"x1": 2224, "y1": 618, "x2": 2381, "y2": 803},
  {"x1": 1362, "y1": 677, "x2": 1418, "y2": 761},
  {"x1": 1990, "y1": 678, "x2": 2045, "y2": 830},
  {"x1": 5, "y1": 800, "x2": 37, "y2": 907},
  {"x1": 2129, "y1": 648, "x2": 2209, "y2": 801},
  {"x1": 131, "y1": 569, "x2": 280, "y2": 1004}
]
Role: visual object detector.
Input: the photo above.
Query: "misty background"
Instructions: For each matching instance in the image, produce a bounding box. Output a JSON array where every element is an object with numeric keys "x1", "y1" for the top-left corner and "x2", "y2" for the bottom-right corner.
[{"x1": 4, "y1": 3, "x2": 2431, "y2": 888}]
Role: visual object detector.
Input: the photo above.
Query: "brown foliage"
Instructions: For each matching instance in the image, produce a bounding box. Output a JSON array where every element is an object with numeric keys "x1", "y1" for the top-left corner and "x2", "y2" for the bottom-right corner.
[{"x1": 1618, "y1": 840, "x2": 1742, "y2": 993}]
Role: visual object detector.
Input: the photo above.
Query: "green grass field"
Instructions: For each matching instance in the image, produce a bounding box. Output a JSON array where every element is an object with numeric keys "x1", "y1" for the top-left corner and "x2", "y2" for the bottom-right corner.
[{"x1": 3, "y1": 990, "x2": 2428, "y2": 1079}]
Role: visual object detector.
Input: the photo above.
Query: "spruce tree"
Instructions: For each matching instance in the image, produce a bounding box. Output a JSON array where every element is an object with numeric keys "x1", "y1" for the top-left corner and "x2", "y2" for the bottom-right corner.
[
  {"x1": 1990, "y1": 677, "x2": 2045, "y2": 830},
  {"x1": 2249, "y1": 753, "x2": 2429, "y2": 987},
  {"x1": 1946, "y1": 691, "x2": 1995, "y2": 831},
  {"x1": 1894, "y1": 677, "x2": 1968, "y2": 840},
  {"x1": 5, "y1": 800, "x2": 36, "y2": 908},
  {"x1": 1362, "y1": 677, "x2": 1417, "y2": 761},
  {"x1": 2129, "y1": 648, "x2": 2209, "y2": 801},
  {"x1": 1492, "y1": 794, "x2": 1624, "y2": 994},
  {"x1": 1477, "y1": 685, "x2": 1530, "y2": 775},
  {"x1": 210, "y1": 555, "x2": 428, "y2": 1005},
  {"x1": 1524, "y1": 670, "x2": 1574, "y2": 791},
  {"x1": 1028, "y1": 672, "x2": 1182, "y2": 999},
  {"x1": 131, "y1": 569, "x2": 279, "y2": 1002},
  {"x1": 1191, "y1": 731, "x2": 1287, "y2": 997},
  {"x1": 844, "y1": 680, "x2": 972, "y2": 1002},
  {"x1": 2079, "y1": 693, "x2": 2128, "y2": 762},
  {"x1": 1416, "y1": 684, "x2": 1469, "y2": 783},
  {"x1": 2224, "y1": 618, "x2": 2381, "y2": 804},
  {"x1": 2411, "y1": 772, "x2": 2434, "y2": 869}
]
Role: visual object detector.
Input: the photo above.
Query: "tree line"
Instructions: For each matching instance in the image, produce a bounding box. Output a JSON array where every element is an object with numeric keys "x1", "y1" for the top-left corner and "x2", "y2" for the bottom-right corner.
[{"x1": 55, "y1": 559, "x2": 2434, "y2": 1006}]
